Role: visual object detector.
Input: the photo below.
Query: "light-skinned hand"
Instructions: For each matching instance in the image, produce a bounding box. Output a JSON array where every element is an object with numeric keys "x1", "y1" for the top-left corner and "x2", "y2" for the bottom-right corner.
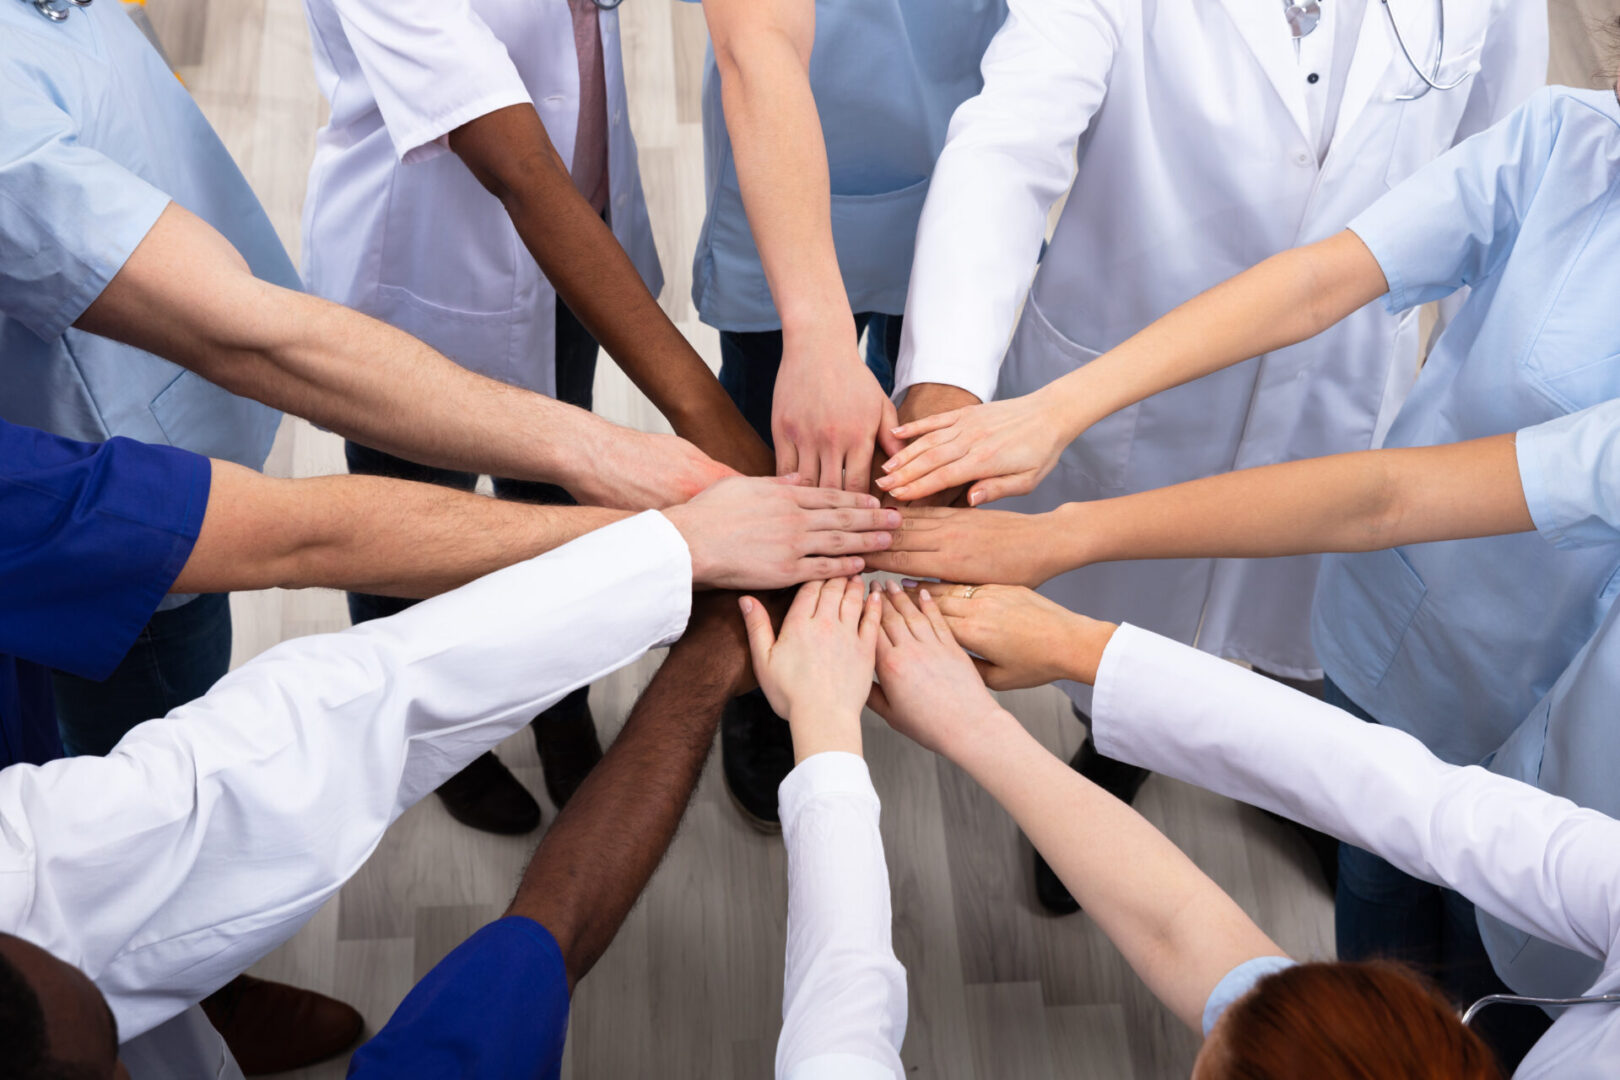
[
  {"x1": 887, "y1": 383, "x2": 982, "y2": 507},
  {"x1": 663, "y1": 476, "x2": 900, "y2": 590},
  {"x1": 570, "y1": 420, "x2": 738, "y2": 510},
  {"x1": 904, "y1": 582, "x2": 1117, "y2": 689},
  {"x1": 869, "y1": 581, "x2": 1005, "y2": 758},
  {"x1": 773, "y1": 332, "x2": 903, "y2": 493},
  {"x1": 863, "y1": 506, "x2": 1065, "y2": 586},
  {"x1": 740, "y1": 578, "x2": 881, "y2": 762},
  {"x1": 876, "y1": 388, "x2": 1068, "y2": 506}
]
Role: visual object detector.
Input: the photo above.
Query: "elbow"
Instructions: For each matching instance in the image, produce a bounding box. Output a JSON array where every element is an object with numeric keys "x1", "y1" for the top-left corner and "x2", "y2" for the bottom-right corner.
[{"x1": 1358, "y1": 459, "x2": 1407, "y2": 552}]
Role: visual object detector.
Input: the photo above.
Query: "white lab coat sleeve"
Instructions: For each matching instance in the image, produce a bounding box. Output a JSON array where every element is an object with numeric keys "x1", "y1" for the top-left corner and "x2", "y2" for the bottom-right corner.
[
  {"x1": 1092, "y1": 624, "x2": 1620, "y2": 968},
  {"x1": 775, "y1": 752, "x2": 907, "y2": 1080},
  {"x1": 894, "y1": 0, "x2": 1125, "y2": 406},
  {"x1": 1451, "y1": 0, "x2": 1549, "y2": 147},
  {"x1": 1347, "y1": 87, "x2": 1556, "y2": 314},
  {"x1": 1516, "y1": 399, "x2": 1620, "y2": 549},
  {"x1": 0, "y1": 511, "x2": 692, "y2": 1041},
  {"x1": 330, "y1": 0, "x2": 533, "y2": 163}
]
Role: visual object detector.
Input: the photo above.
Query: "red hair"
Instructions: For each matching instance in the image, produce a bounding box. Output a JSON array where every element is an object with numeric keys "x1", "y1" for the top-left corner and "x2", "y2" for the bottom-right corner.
[{"x1": 1203, "y1": 961, "x2": 1503, "y2": 1080}]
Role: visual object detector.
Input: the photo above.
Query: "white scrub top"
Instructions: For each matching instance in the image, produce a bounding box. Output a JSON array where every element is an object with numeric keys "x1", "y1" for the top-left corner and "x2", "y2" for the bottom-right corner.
[
  {"x1": 1313, "y1": 88, "x2": 1620, "y2": 764},
  {"x1": 0, "y1": 0, "x2": 295, "y2": 468},
  {"x1": 299, "y1": 0, "x2": 661, "y2": 398},
  {"x1": 0, "y1": 512, "x2": 691, "y2": 1045},
  {"x1": 898, "y1": 0, "x2": 1545, "y2": 688},
  {"x1": 1479, "y1": 400, "x2": 1620, "y2": 999},
  {"x1": 681, "y1": 0, "x2": 1008, "y2": 331},
  {"x1": 1092, "y1": 625, "x2": 1620, "y2": 1078}
]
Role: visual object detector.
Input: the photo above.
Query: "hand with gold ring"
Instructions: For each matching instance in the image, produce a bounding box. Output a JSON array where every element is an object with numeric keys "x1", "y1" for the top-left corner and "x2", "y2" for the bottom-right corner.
[{"x1": 899, "y1": 581, "x2": 1118, "y2": 690}]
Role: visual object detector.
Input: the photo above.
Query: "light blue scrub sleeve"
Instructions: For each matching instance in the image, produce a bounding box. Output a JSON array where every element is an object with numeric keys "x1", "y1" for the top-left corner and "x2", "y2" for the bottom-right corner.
[
  {"x1": 1201, "y1": 955, "x2": 1298, "y2": 1037},
  {"x1": 1347, "y1": 88, "x2": 1557, "y2": 314},
  {"x1": 1516, "y1": 399, "x2": 1620, "y2": 549},
  {"x1": 0, "y1": 72, "x2": 170, "y2": 342}
]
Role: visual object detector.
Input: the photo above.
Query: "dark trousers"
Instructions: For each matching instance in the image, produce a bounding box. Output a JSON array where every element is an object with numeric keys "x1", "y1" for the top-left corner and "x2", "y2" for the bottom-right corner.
[
  {"x1": 1325, "y1": 677, "x2": 1552, "y2": 1070},
  {"x1": 718, "y1": 312, "x2": 901, "y2": 444},
  {"x1": 344, "y1": 300, "x2": 601, "y2": 717},
  {"x1": 53, "y1": 591, "x2": 233, "y2": 757}
]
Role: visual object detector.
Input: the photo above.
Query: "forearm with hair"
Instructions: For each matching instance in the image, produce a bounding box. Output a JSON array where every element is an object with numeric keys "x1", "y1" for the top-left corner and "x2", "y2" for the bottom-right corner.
[
  {"x1": 75, "y1": 202, "x2": 603, "y2": 490},
  {"x1": 504, "y1": 615, "x2": 748, "y2": 987},
  {"x1": 171, "y1": 460, "x2": 631, "y2": 597},
  {"x1": 449, "y1": 106, "x2": 771, "y2": 477},
  {"x1": 953, "y1": 714, "x2": 1282, "y2": 1032},
  {"x1": 1042, "y1": 230, "x2": 1389, "y2": 438},
  {"x1": 1056, "y1": 433, "x2": 1531, "y2": 570}
]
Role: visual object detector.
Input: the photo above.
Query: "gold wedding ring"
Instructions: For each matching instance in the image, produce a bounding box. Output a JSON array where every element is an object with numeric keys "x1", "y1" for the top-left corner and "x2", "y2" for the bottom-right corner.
[{"x1": 962, "y1": 585, "x2": 979, "y2": 599}]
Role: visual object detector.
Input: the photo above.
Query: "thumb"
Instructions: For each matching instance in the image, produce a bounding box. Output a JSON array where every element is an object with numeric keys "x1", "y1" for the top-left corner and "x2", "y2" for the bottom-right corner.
[
  {"x1": 738, "y1": 596, "x2": 776, "y2": 671},
  {"x1": 966, "y1": 473, "x2": 1025, "y2": 508}
]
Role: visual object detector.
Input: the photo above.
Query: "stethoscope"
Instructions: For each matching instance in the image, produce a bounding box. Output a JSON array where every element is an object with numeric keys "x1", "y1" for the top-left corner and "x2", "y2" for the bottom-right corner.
[
  {"x1": 1463, "y1": 991, "x2": 1620, "y2": 1026},
  {"x1": 22, "y1": 0, "x2": 91, "y2": 22},
  {"x1": 1283, "y1": 0, "x2": 1471, "y2": 101}
]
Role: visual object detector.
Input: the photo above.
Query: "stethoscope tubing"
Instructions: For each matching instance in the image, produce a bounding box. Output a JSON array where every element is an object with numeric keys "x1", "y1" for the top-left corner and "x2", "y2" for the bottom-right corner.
[
  {"x1": 1381, "y1": 0, "x2": 1472, "y2": 100},
  {"x1": 1463, "y1": 992, "x2": 1620, "y2": 1027}
]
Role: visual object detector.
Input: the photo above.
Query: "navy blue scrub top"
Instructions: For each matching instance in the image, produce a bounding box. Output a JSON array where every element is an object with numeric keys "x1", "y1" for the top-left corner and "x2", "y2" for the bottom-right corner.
[
  {"x1": 348, "y1": 916, "x2": 571, "y2": 1079},
  {"x1": 0, "y1": 420, "x2": 210, "y2": 766}
]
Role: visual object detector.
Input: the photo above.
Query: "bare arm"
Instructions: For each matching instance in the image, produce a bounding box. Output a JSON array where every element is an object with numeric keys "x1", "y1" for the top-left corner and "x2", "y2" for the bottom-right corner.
[
  {"x1": 880, "y1": 230, "x2": 1390, "y2": 504},
  {"x1": 868, "y1": 431, "x2": 1533, "y2": 587},
  {"x1": 77, "y1": 203, "x2": 731, "y2": 510},
  {"x1": 447, "y1": 105, "x2": 772, "y2": 477},
  {"x1": 177, "y1": 466, "x2": 900, "y2": 597},
  {"x1": 700, "y1": 0, "x2": 900, "y2": 491},
  {"x1": 504, "y1": 594, "x2": 749, "y2": 987},
  {"x1": 172, "y1": 459, "x2": 629, "y2": 598},
  {"x1": 871, "y1": 585, "x2": 1283, "y2": 1033}
]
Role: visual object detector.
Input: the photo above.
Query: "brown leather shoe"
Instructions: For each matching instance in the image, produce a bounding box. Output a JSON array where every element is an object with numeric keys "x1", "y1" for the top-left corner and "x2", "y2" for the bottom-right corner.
[{"x1": 200, "y1": 974, "x2": 363, "y2": 1076}]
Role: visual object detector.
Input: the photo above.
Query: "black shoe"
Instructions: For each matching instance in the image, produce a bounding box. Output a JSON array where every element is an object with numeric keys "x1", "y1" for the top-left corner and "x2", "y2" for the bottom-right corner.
[
  {"x1": 532, "y1": 687, "x2": 602, "y2": 809},
  {"x1": 436, "y1": 751, "x2": 542, "y2": 835},
  {"x1": 720, "y1": 688, "x2": 794, "y2": 833},
  {"x1": 1034, "y1": 735, "x2": 1152, "y2": 915}
]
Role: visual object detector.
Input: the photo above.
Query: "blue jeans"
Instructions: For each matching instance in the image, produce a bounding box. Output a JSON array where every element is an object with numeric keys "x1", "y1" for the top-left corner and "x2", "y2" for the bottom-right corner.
[
  {"x1": 719, "y1": 312, "x2": 901, "y2": 446},
  {"x1": 1326, "y1": 677, "x2": 1551, "y2": 1068},
  {"x1": 52, "y1": 591, "x2": 233, "y2": 757}
]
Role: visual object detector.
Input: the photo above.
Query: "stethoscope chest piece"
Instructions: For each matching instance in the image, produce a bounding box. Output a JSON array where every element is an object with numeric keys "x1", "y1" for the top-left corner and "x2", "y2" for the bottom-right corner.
[
  {"x1": 1284, "y1": 0, "x2": 1322, "y2": 38},
  {"x1": 29, "y1": 0, "x2": 91, "y2": 21}
]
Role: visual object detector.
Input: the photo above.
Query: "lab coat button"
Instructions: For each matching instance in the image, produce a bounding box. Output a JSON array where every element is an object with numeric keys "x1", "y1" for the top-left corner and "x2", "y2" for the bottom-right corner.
[{"x1": 1293, "y1": 151, "x2": 1312, "y2": 166}]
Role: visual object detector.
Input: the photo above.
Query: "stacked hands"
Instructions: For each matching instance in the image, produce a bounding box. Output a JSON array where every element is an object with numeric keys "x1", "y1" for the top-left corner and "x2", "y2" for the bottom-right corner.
[{"x1": 737, "y1": 576, "x2": 1119, "y2": 766}]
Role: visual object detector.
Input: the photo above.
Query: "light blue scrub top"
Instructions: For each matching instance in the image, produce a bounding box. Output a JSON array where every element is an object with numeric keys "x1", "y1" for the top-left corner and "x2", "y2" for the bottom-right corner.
[
  {"x1": 0, "y1": 0, "x2": 297, "y2": 469},
  {"x1": 1312, "y1": 87, "x2": 1620, "y2": 765},
  {"x1": 1478, "y1": 400, "x2": 1620, "y2": 1000},
  {"x1": 681, "y1": 0, "x2": 1007, "y2": 331}
]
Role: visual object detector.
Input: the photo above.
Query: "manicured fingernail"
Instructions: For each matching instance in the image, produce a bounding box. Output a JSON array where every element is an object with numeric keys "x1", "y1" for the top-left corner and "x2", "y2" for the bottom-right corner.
[
  {"x1": 883, "y1": 510, "x2": 901, "y2": 527},
  {"x1": 865, "y1": 495, "x2": 881, "y2": 508},
  {"x1": 969, "y1": 491, "x2": 983, "y2": 506},
  {"x1": 901, "y1": 579, "x2": 920, "y2": 589},
  {"x1": 920, "y1": 588, "x2": 932, "y2": 602},
  {"x1": 881, "y1": 459, "x2": 895, "y2": 472},
  {"x1": 874, "y1": 475, "x2": 893, "y2": 490},
  {"x1": 739, "y1": 597, "x2": 754, "y2": 613},
  {"x1": 890, "y1": 427, "x2": 904, "y2": 436}
]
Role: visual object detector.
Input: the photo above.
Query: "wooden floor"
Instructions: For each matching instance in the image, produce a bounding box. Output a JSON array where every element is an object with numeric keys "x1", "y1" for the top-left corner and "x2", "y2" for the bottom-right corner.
[{"x1": 141, "y1": 3, "x2": 1616, "y2": 1077}]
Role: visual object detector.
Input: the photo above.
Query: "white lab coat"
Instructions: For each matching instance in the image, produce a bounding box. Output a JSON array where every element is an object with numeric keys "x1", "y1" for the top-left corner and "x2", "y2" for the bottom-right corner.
[
  {"x1": 1092, "y1": 625, "x2": 1620, "y2": 1077},
  {"x1": 897, "y1": 0, "x2": 1547, "y2": 685},
  {"x1": 0, "y1": 513, "x2": 691, "y2": 1056},
  {"x1": 300, "y1": 0, "x2": 660, "y2": 398}
]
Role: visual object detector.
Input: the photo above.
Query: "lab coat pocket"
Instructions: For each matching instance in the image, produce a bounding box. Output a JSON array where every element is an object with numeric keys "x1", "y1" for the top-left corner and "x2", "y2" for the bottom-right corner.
[
  {"x1": 1529, "y1": 351, "x2": 1620, "y2": 415},
  {"x1": 1003, "y1": 296, "x2": 1137, "y2": 497},
  {"x1": 372, "y1": 285, "x2": 525, "y2": 390},
  {"x1": 1382, "y1": 47, "x2": 1483, "y2": 190},
  {"x1": 1324, "y1": 545, "x2": 1428, "y2": 692}
]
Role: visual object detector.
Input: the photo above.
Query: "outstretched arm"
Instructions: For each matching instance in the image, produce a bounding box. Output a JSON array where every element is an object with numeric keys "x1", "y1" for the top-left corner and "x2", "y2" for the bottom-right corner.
[
  {"x1": 879, "y1": 230, "x2": 1388, "y2": 504},
  {"x1": 505, "y1": 593, "x2": 749, "y2": 986},
  {"x1": 180, "y1": 467, "x2": 900, "y2": 597},
  {"x1": 870, "y1": 585, "x2": 1283, "y2": 1032},
  {"x1": 698, "y1": 0, "x2": 901, "y2": 491},
  {"x1": 743, "y1": 579, "x2": 907, "y2": 1078},
  {"x1": 78, "y1": 203, "x2": 729, "y2": 510},
  {"x1": 868, "y1": 429, "x2": 1532, "y2": 586},
  {"x1": 448, "y1": 105, "x2": 772, "y2": 478}
]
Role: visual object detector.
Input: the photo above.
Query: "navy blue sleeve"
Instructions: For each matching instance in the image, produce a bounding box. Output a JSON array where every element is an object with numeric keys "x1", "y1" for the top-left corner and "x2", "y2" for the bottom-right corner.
[
  {"x1": 0, "y1": 419, "x2": 210, "y2": 680},
  {"x1": 349, "y1": 917, "x2": 571, "y2": 1080}
]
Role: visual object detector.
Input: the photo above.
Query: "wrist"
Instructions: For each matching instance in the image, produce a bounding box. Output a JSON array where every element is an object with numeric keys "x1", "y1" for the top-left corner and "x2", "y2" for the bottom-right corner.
[
  {"x1": 1061, "y1": 617, "x2": 1119, "y2": 686},
  {"x1": 785, "y1": 705, "x2": 864, "y2": 764},
  {"x1": 1041, "y1": 373, "x2": 1103, "y2": 444},
  {"x1": 1049, "y1": 502, "x2": 1106, "y2": 571},
  {"x1": 659, "y1": 505, "x2": 716, "y2": 587},
  {"x1": 937, "y1": 702, "x2": 1022, "y2": 771}
]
